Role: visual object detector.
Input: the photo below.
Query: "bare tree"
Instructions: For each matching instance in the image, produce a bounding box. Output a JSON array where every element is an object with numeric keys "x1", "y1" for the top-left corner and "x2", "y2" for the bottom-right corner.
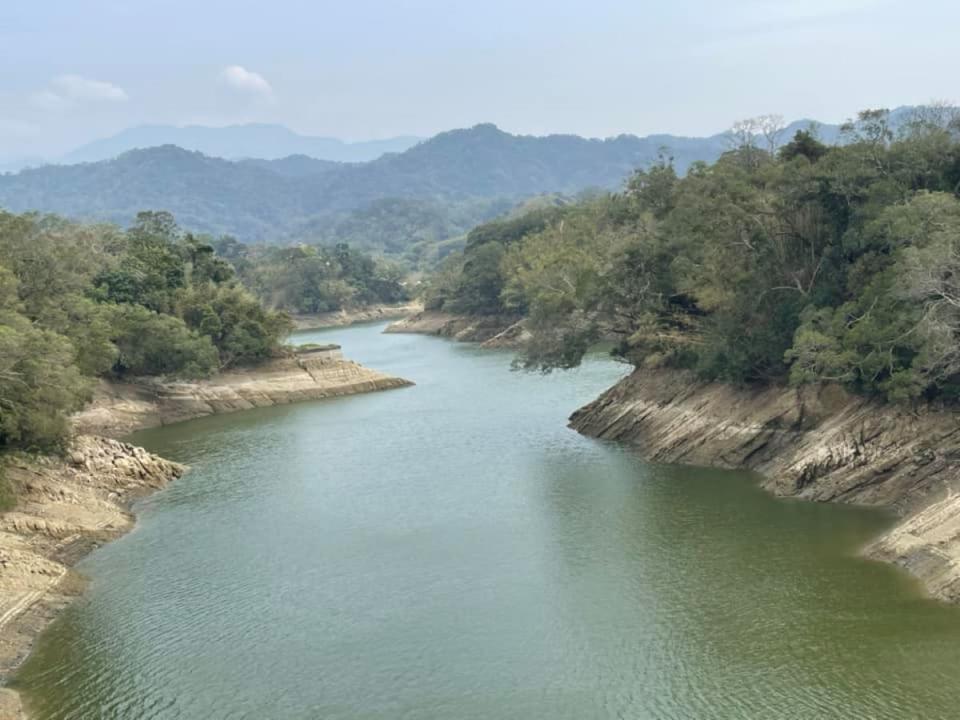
[
  {"x1": 757, "y1": 114, "x2": 786, "y2": 154},
  {"x1": 903, "y1": 100, "x2": 960, "y2": 138},
  {"x1": 901, "y1": 234, "x2": 960, "y2": 385},
  {"x1": 725, "y1": 114, "x2": 785, "y2": 170}
]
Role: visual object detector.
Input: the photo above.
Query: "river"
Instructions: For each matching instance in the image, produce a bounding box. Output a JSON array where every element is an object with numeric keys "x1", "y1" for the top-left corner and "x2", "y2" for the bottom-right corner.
[{"x1": 13, "y1": 322, "x2": 960, "y2": 719}]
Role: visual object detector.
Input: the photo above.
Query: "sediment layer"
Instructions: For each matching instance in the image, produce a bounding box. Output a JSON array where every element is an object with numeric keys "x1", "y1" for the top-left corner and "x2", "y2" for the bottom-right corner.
[
  {"x1": 0, "y1": 437, "x2": 185, "y2": 716},
  {"x1": 73, "y1": 346, "x2": 414, "y2": 437}
]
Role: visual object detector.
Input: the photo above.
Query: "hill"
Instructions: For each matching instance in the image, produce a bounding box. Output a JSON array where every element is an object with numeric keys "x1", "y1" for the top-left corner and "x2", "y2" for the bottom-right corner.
[
  {"x1": 0, "y1": 116, "x2": 867, "y2": 256},
  {"x1": 60, "y1": 124, "x2": 422, "y2": 164}
]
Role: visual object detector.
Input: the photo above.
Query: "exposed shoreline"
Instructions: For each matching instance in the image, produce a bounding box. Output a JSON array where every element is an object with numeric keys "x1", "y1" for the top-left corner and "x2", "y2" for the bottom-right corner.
[
  {"x1": 73, "y1": 345, "x2": 413, "y2": 437},
  {"x1": 569, "y1": 367, "x2": 960, "y2": 603},
  {"x1": 0, "y1": 347, "x2": 412, "y2": 719},
  {"x1": 0, "y1": 437, "x2": 185, "y2": 719},
  {"x1": 385, "y1": 310, "x2": 529, "y2": 349},
  {"x1": 291, "y1": 302, "x2": 423, "y2": 332}
]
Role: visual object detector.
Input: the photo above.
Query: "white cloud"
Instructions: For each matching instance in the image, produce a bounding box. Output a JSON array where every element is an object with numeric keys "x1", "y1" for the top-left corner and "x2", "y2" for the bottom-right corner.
[
  {"x1": 52, "y1": 74, "x2": 128, "y2": 102},
  {"x1": 29, "y1": 74, "x2": 127, "y2": 111},
  {"x1": 220, "y1": 65, "x2": 273, "y2": 97}
]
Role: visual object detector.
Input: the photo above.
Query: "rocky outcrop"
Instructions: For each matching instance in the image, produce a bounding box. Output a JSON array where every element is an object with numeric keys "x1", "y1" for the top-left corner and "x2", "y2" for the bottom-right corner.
[
  {"x1": 385, "y1": 311, "x2": 524, "y2": 346},
  {"x1": 291, "y1": 302, "x2": 423, "y2": 331},
  {"x1": 0, "y1": 436, "x2": 185, "y2": 711},
  {"x1": 569, "y1": 367, "x2": 960, "y2": 603},
  {"x1": 73, "y1": 345, "x2": 414, "y2": 437}
]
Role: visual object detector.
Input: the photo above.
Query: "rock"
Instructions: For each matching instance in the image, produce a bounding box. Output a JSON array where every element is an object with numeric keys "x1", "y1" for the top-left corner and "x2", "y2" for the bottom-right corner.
[
  {"x1": 72, "y1": 351, "x2": 413, "y2": 437},
  {"x1": 385, "y1": 311, "x2": 520, "y2": 343},
  {"x1": 0, "y1": 436, "x2": 184, "y2": 686}
]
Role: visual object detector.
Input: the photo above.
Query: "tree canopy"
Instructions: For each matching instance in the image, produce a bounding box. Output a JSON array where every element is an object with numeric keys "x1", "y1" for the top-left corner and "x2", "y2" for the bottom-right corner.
[
  {"x1": 437, "y1": 107, "x2": 960, "y2": 403},
  {"x1": 0, "y1": 211, "x2": 294, "y2": 450}
]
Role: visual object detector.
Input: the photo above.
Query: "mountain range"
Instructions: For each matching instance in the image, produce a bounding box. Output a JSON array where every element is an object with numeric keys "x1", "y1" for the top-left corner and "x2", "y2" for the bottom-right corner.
[
  {"x1": 59, "y1": 124, "x2": 423, "y2": 165},
  {"x1": 0, "y1": 112, "x2": 902, "y2": 261}
]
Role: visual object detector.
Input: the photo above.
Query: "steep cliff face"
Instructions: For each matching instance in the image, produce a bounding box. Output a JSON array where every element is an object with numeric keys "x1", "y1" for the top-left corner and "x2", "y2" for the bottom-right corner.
[
  {"x1": 570, "y1": 368, "x2": 960, "y2": 602},
  {"x1": 73, "y1": 347, "x2": 413, "y2": 437},
  {"x1": 0, "y1": 437, "x2": 184, "y2": 693}
]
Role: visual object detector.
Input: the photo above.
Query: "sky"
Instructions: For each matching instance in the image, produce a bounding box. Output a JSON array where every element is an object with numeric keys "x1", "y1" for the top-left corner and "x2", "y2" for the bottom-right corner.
[{"x1": 1, "y1": 0, "x2": 958, "y2": 161}]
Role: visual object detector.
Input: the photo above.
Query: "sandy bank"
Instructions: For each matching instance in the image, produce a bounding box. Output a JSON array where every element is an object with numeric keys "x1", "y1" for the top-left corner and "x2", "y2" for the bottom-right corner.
[
  {"x1": 0, "y1": 437, "x2": 185, "y2": 717},
  {"x1": 291, "y1": 303, "x2": 423, "y2": 331},
  {"x1": 73, "y1": 345, "x2": 414, "y2": 437},
  {"x1": 569, "y1": 367, "x2": 960, "y2": 603}
]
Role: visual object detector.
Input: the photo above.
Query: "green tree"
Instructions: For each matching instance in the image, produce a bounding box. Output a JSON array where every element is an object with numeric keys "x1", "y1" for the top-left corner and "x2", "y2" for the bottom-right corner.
[{"x1": 108, "y1": 304, "x2": 219, "y2": 378}]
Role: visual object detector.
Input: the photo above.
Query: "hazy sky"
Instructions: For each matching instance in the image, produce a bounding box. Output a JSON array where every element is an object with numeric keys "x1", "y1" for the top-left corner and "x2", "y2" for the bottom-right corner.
[{"x1": 2, "y1": 0, "x2": 958, "y2": 160}]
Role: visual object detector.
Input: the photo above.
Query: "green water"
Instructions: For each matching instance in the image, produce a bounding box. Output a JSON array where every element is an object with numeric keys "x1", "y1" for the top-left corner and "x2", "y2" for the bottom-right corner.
[{"x1": 14, "y1": 323, "x2": 960, "y2": 719}]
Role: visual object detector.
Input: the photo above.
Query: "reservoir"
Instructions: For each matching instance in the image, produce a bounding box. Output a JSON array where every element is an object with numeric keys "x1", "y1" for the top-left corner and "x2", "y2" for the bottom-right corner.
[{"x1": 14, "y1": 322, "x2": 960, "y2": 719}]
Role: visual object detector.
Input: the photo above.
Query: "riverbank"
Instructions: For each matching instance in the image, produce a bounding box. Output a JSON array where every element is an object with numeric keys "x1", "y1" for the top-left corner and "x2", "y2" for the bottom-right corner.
[
  {"x1": 0, "y1": 436, "x2": 185, "y2": 718},
  {"x1": 0, "y1": 345, "x2": 412, "y2": 718},
  {"x1": 73, "y1": 345, "x2": 414, "y2": 437},
  {"x1": 569, "y1": 367, "x2": 960, "y2": 603},
  {"x1": 385, "y1": 310, "x2": 529, "y2": 348},
  {"x1": 291, "y1": 303, "x2": 423, "y2": 331}
]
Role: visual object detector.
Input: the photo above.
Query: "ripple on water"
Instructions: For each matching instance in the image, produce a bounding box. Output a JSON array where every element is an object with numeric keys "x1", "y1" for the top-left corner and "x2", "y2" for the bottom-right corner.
[{"x1": 14, "y1": 323, "x2": 960, "y2": 720}]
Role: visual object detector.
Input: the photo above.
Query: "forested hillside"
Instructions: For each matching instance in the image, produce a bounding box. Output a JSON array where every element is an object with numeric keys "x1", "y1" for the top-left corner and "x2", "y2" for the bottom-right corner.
[
  {"x1": 429, "y1": 107, "x2": 960, "y2": 403},
  {"x1": 0, "y1": 121, "x2": 830, "y2": 254},
  {"x1": 0, "y1": 210, "x2": 404, "y2": 452}
]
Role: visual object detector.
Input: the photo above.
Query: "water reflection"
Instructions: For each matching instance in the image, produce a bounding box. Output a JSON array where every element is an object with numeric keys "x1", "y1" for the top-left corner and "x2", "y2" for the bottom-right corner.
[{"x1": 14, "y1": 323, "x2": 960, "y2": 720}]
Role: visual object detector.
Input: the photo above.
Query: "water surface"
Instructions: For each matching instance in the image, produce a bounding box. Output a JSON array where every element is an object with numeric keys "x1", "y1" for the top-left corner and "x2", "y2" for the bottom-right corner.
[{"x1": 15, "y1": 322, "x2": 960, "y2": 719}]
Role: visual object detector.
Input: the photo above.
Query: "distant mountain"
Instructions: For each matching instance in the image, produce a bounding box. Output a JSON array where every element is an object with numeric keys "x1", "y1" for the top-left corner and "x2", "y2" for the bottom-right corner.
[
  {"x1": 0, "y1": 114, "x2": 890, "y2": 256},
  {"x1": 59, "y1": 124, "x2": 423, "y2": 165},
  {"x1": 0, "y1": 146, "x2": 305, "y2": 241}
]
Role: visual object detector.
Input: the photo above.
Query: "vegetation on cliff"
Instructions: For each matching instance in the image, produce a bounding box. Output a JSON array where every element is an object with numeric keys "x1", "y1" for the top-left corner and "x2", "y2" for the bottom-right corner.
[{"x1": 433, "y1": 106, "x2": 960, "y2": 402}]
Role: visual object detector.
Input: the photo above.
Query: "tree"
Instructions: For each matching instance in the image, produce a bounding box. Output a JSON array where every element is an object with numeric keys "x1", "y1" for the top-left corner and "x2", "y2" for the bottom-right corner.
[
  {"x1": 779, "y1": 129, "x2": 829, "y2": 163},
  {"x1": 177, "y1": 283, "x2": 292, "y2": 368},
  {"x1": 0, "y1": 266, "x2": 91, "y2": 449},
  {"x1": 108, "y1": 304, "x2": 219, "y2": 378}
]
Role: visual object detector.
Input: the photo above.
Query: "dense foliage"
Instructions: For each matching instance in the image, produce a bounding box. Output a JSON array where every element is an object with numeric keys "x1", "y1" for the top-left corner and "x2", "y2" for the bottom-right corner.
[
  {"x1": 421, "y1": 200, "x2": 570, "y2": 314},
  {"x1": 0, "y1": 211, "x2": 291, "y2": 450},
  {"x1": 438, "y1": 107, "x2": 960, "y2": 403},
  {"x1": 213, "y1": 238, "x2": 409, "y2": 314}
]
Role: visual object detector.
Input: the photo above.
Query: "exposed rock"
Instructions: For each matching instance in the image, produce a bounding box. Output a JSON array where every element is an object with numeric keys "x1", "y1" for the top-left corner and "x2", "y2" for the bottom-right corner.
[
  {"x1": 0, "y1": 437, "x2": 185, "y2": 708},
  {"x1": 291, "y1": 302, "x2": 423, "y2": 331},
  {"x1": 385, "y1": 311, "x2": 521, "y2": 344},
  {"x1": 72, "y1": 346, "x2": 414, "y2": 437},
  {"x1": 569, "y1": 367, "x2": 960, "y2": 603}
]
